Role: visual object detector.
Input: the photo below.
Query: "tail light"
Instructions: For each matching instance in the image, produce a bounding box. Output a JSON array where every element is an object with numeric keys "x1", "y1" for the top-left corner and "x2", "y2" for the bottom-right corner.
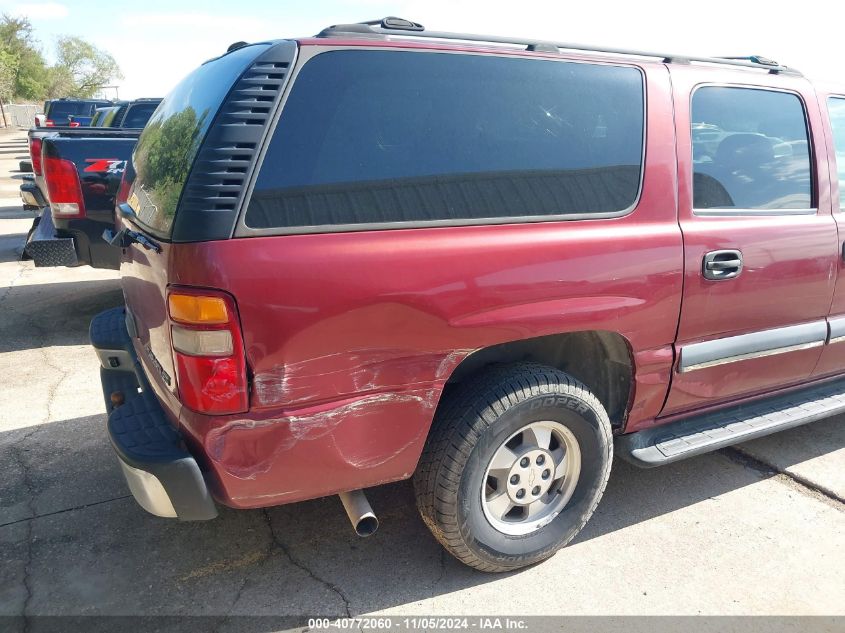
[
  {"x1": 69, "y1": 121, "x2": 80, "y2": 128},
  {"x1": 44, "y1": 156, "x2": 85, "y2": 219},
  {"x1": 45, "y1": 120, "x2": 55, "y2": 127},
  {"x1": 167, "y1": 288, "x2": 249, "y2": 415},
  {"x1": 29, "y1": 137, "x2": 43, "y2": 176},
  {"x1": 115, "y1": 170, "x2": 131, "y2": 206}
]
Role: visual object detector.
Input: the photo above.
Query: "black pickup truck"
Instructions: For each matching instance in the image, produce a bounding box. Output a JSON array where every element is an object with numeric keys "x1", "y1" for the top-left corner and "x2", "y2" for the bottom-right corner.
[
  {"x1": 22, "y1": 98, "x2": 162, "y2": 269},
  {"x1": 23, "y1": 128, "x2": 142, "y2": 269}
]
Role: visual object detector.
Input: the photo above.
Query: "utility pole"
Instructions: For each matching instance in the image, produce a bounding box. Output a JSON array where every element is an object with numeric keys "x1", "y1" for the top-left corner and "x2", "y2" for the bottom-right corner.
[{"x1": 0, "y1": 99, "x2": 7, "y2": 128}]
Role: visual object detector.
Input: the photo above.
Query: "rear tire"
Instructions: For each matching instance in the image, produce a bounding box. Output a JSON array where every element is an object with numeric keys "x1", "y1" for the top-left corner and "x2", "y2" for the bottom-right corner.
[{"x1": 414, "y1": 363, "x2": 612, "y2": 572}]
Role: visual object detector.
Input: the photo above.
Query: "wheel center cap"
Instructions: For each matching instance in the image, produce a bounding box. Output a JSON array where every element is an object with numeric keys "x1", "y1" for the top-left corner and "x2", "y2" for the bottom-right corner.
[{"x1": 506, "y1": 448, "x2": 554, "y2": 504}]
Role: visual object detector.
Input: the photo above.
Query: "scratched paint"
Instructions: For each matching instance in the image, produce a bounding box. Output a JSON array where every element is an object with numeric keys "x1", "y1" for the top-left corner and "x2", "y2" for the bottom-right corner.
[
  {"x1": 251, "y1": 348, "x2": 474, "y2": 408},
  {"x1": 206, "y1": 392, "x2": 431, "y2": 480}
]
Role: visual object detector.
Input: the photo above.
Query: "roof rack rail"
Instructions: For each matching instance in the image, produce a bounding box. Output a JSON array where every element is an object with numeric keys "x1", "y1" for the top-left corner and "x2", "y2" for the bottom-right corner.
[{"x1": 317, "y1": 17, "x2": 801, "y2": 76}]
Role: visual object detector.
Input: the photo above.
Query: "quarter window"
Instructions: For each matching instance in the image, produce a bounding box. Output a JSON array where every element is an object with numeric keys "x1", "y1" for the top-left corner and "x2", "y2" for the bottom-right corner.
[
  {"x1": 692, "y1": 86, "x2": 812, "y2": 211},
  {"x1": 828, "y1": 98, "x2": 845, "y2": 211},
  {"x1": 245, "y1": 50, "x2": 645, "y2": 231}
]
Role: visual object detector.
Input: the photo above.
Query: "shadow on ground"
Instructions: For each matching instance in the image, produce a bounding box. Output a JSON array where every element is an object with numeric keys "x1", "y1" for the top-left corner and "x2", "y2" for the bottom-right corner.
[
  {"x1": 1, "y1": 409, "x2": 842, "y2": 624},
  {"x1": 0, "y1": 233, "x2": 26, "y2": 263},
  {"x1": 0, "y1": 279, "x2": 123, "y2": 353},
  {"x1": 0, "y1": 207, "x2": 37, "y2": 220}
]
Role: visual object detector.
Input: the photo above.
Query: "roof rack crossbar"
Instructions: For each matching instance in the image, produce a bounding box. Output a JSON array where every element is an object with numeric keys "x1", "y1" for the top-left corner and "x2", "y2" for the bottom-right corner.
[{"x1": 317, "y1": 19, "x2": 801, "y2": 76}]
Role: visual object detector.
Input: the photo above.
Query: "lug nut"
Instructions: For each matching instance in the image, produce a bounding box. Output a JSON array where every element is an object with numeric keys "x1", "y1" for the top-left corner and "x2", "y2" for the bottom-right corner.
[
  {"x1": 531, "y1": 486, "x2": 541, "y2": 496},
  {"x1": 515, "y1": 488, "x2": 525, "y2": 499},
  {"x1": 542, "y1": 469, "x2": 551, "y2": 480},
  {"x1": 519, "y1": 457, "x2": 529, "y2": 468},
  {"x1": 536, "y1": 454, "x2": 545, "y2": 465},
  {"x1": 510, "y1": 474, "x2": 520, "y2": 485}
]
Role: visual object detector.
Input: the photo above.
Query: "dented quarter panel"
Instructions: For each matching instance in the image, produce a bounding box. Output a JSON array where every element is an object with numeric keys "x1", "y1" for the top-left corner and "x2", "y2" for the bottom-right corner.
[{"x1": 153, "y1": 60, "x2": 685, "y2": 509}]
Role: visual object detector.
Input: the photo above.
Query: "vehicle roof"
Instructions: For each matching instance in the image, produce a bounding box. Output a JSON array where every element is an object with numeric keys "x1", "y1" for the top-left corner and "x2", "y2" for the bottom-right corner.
[
  {"x1": 48, "y1": 97, "x2": 113, "y2": 102},
  {"x1": 816, "y1": 83, "x2": 845, "y2": 97},
  {"x1": 291, "y1": 17, "x2": 801, "y2": 78}
]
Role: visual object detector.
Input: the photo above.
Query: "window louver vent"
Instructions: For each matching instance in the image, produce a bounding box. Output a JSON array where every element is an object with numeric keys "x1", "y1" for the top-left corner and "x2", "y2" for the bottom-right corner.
[{"x1": 171, "y1": 40, "x2": 298, "y2": 242}]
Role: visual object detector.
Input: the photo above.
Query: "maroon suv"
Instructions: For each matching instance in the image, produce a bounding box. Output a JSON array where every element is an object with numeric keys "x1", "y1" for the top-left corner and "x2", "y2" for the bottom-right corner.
[{"x1": 90, "y1": 17, "x2": 845, "y2": 571}]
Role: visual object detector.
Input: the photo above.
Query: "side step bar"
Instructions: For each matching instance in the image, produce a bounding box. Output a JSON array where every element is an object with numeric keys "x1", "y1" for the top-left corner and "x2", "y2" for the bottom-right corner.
[{"x1": 617, "y1": 378, "x2": 845, "y2": 467}]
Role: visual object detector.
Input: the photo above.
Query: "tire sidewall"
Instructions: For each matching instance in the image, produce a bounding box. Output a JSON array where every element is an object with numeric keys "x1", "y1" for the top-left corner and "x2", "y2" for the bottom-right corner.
[{"x1": 457, "y1": 390, "x2": 610, "y2": 567}]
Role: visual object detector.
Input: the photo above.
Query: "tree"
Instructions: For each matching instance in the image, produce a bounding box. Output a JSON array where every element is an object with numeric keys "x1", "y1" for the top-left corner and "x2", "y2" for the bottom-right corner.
[
  {"x1": 14, "y1": 48, "x2": 48, "y2": 99},
  {"x1": 0, "y1": 49, "x2": 16, "y2": 101},
  {"x1": 0, "y1": 14, "x2": 48, "y2": 99},
  {"x1": 0, "y1": 14, "x2": 122, "y2": 101},
  {"x1": 0, "y1": 14, "x2": 34, "y2": 52},
  {"x1": 51, "y1": 36, "x2": 122, "y2": 98}
]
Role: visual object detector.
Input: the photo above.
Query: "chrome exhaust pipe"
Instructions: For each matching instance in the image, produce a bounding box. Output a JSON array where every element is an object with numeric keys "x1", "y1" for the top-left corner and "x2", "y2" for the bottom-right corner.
[{"x1": 338, "y1": 490, "x2": 379, "y2": 537}]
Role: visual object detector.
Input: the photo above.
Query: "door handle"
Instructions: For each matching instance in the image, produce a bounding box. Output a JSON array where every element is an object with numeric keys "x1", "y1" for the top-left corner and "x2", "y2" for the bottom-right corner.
[{"x1": 703, "y1": 249, "x2": 743, "y2": 280}]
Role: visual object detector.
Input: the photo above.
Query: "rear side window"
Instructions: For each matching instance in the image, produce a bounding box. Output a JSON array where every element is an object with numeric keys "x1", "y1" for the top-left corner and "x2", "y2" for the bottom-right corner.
[
  {"x1": 245, "y1": 50, "x2": 644, "y2": 231},
  {"x1": 129, "y1": 43, "x2": 270, "y2": 237},
  {"x1": 691, "y1": 87, "x2": 812, "y2": 211},
  {"x1": 829, "y1": 97, "x2": 845, "y2": 210}
]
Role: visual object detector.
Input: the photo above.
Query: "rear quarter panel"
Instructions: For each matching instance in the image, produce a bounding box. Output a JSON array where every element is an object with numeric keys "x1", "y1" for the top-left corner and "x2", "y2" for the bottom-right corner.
[{"x1": 167, "y1": 57, "x2": 684, "y2": 508}]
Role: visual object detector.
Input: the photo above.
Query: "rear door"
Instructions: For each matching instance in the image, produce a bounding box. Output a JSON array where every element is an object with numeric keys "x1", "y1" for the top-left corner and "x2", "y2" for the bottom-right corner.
[
  {"x1": 663, "y1": 67, "x2": 837, "y2": 416},
  {"x1": 812, "y1": 93, "x2": 845, "y2": 377}
]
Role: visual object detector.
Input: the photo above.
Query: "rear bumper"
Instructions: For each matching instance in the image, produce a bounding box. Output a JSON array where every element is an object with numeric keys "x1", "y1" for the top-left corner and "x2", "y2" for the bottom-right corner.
[
  {"x1": 24, "y1": 209, "x2": 79, "y2": 267},
  {"x1": 90, "y1": 307, "x2": 218, "y2": 521},
  {"x1": 19, "y1": 180, "x2": 46, "y2": 210}
]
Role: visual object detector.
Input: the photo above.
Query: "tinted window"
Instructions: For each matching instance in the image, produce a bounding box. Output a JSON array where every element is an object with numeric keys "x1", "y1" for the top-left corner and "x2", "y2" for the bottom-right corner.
[
  {"x1": 122, "y1": 102, "x2": 160, "y2": 129},
  {"x1": 129, "y1": 43, "x2": 269, "y2": 236},
  {"x1": 829, "y1": 98, "x2": 845, "y2": 211},
  {"x1": 101, "y1": 107, "x2": 120, "y2": 127},
  {"x1": 245, "y1": 50, "x2": 644, "y2": 230},
  {"x1": 692, "y1": 87, "x2": 812, "y2": 211},
  {"x1": 46, "y1": 101, "x2": 95, "y2": 121}
]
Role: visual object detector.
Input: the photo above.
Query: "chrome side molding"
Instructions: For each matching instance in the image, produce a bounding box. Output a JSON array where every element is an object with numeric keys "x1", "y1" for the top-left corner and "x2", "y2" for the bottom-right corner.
[
  {"x1": 679, "y1": 321, "x2": 828, "y2": 373},
  {"x1": 827, "y1": 316, "x2": 845, "y2": 345}
]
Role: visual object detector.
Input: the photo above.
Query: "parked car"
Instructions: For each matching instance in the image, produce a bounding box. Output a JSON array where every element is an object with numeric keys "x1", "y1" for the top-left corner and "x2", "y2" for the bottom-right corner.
[
  {"x1": 67, "y1": 114, "x2": 93, "y2": 127},
  {"x1": 107, "y1": 98, "x2": 163, "y2": 129},
  {"x1": 90, "y1": 107, "x2": 112, "y2": 127},
  {"x1": 23, "y1": 127, "x2": 143, "y2": 268},
  {"x1": 18, "y1": 126, "x2": 72, "y2": 213},
  {"x1": 36, "y1": 98, "x2": 112, "y2": 127},
  {"x1": 22, "y1": 98, "x2": 163, "y2": 268},
  {"x1": 89, "y1": 18, "x2": 845, "y2": 572}
]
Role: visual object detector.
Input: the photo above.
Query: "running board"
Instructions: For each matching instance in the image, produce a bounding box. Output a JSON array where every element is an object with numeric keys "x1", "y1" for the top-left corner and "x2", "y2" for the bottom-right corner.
[{"x1": 616, "y1": 378, "x2": 845, "y2": 467}]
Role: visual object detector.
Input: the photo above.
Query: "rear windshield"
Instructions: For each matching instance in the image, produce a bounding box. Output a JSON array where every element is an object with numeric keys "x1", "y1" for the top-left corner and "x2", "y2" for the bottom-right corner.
[
  {"x1": 245, "y1": 50, "x2": 645, "y2": 231},
  {"x1": 47, "y1": 101, "x2": 106, "y2": 121},
  {"x1": 129, "y1": 44, "x2": 269, "y2": 237},
  {"x1": 122, "y1": 102, "x2": 160, "y2": 128}
]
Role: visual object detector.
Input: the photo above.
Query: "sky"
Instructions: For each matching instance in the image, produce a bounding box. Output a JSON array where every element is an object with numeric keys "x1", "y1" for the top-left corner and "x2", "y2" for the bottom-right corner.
[{"x1": 1, "y1": 0, "x2": 843, "y2": 99}]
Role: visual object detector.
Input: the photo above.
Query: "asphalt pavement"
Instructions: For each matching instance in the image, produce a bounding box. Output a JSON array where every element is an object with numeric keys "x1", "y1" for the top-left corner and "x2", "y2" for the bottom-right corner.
[{"x1": 0, "y1": 127, "x2": 842, "y2": 631}]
